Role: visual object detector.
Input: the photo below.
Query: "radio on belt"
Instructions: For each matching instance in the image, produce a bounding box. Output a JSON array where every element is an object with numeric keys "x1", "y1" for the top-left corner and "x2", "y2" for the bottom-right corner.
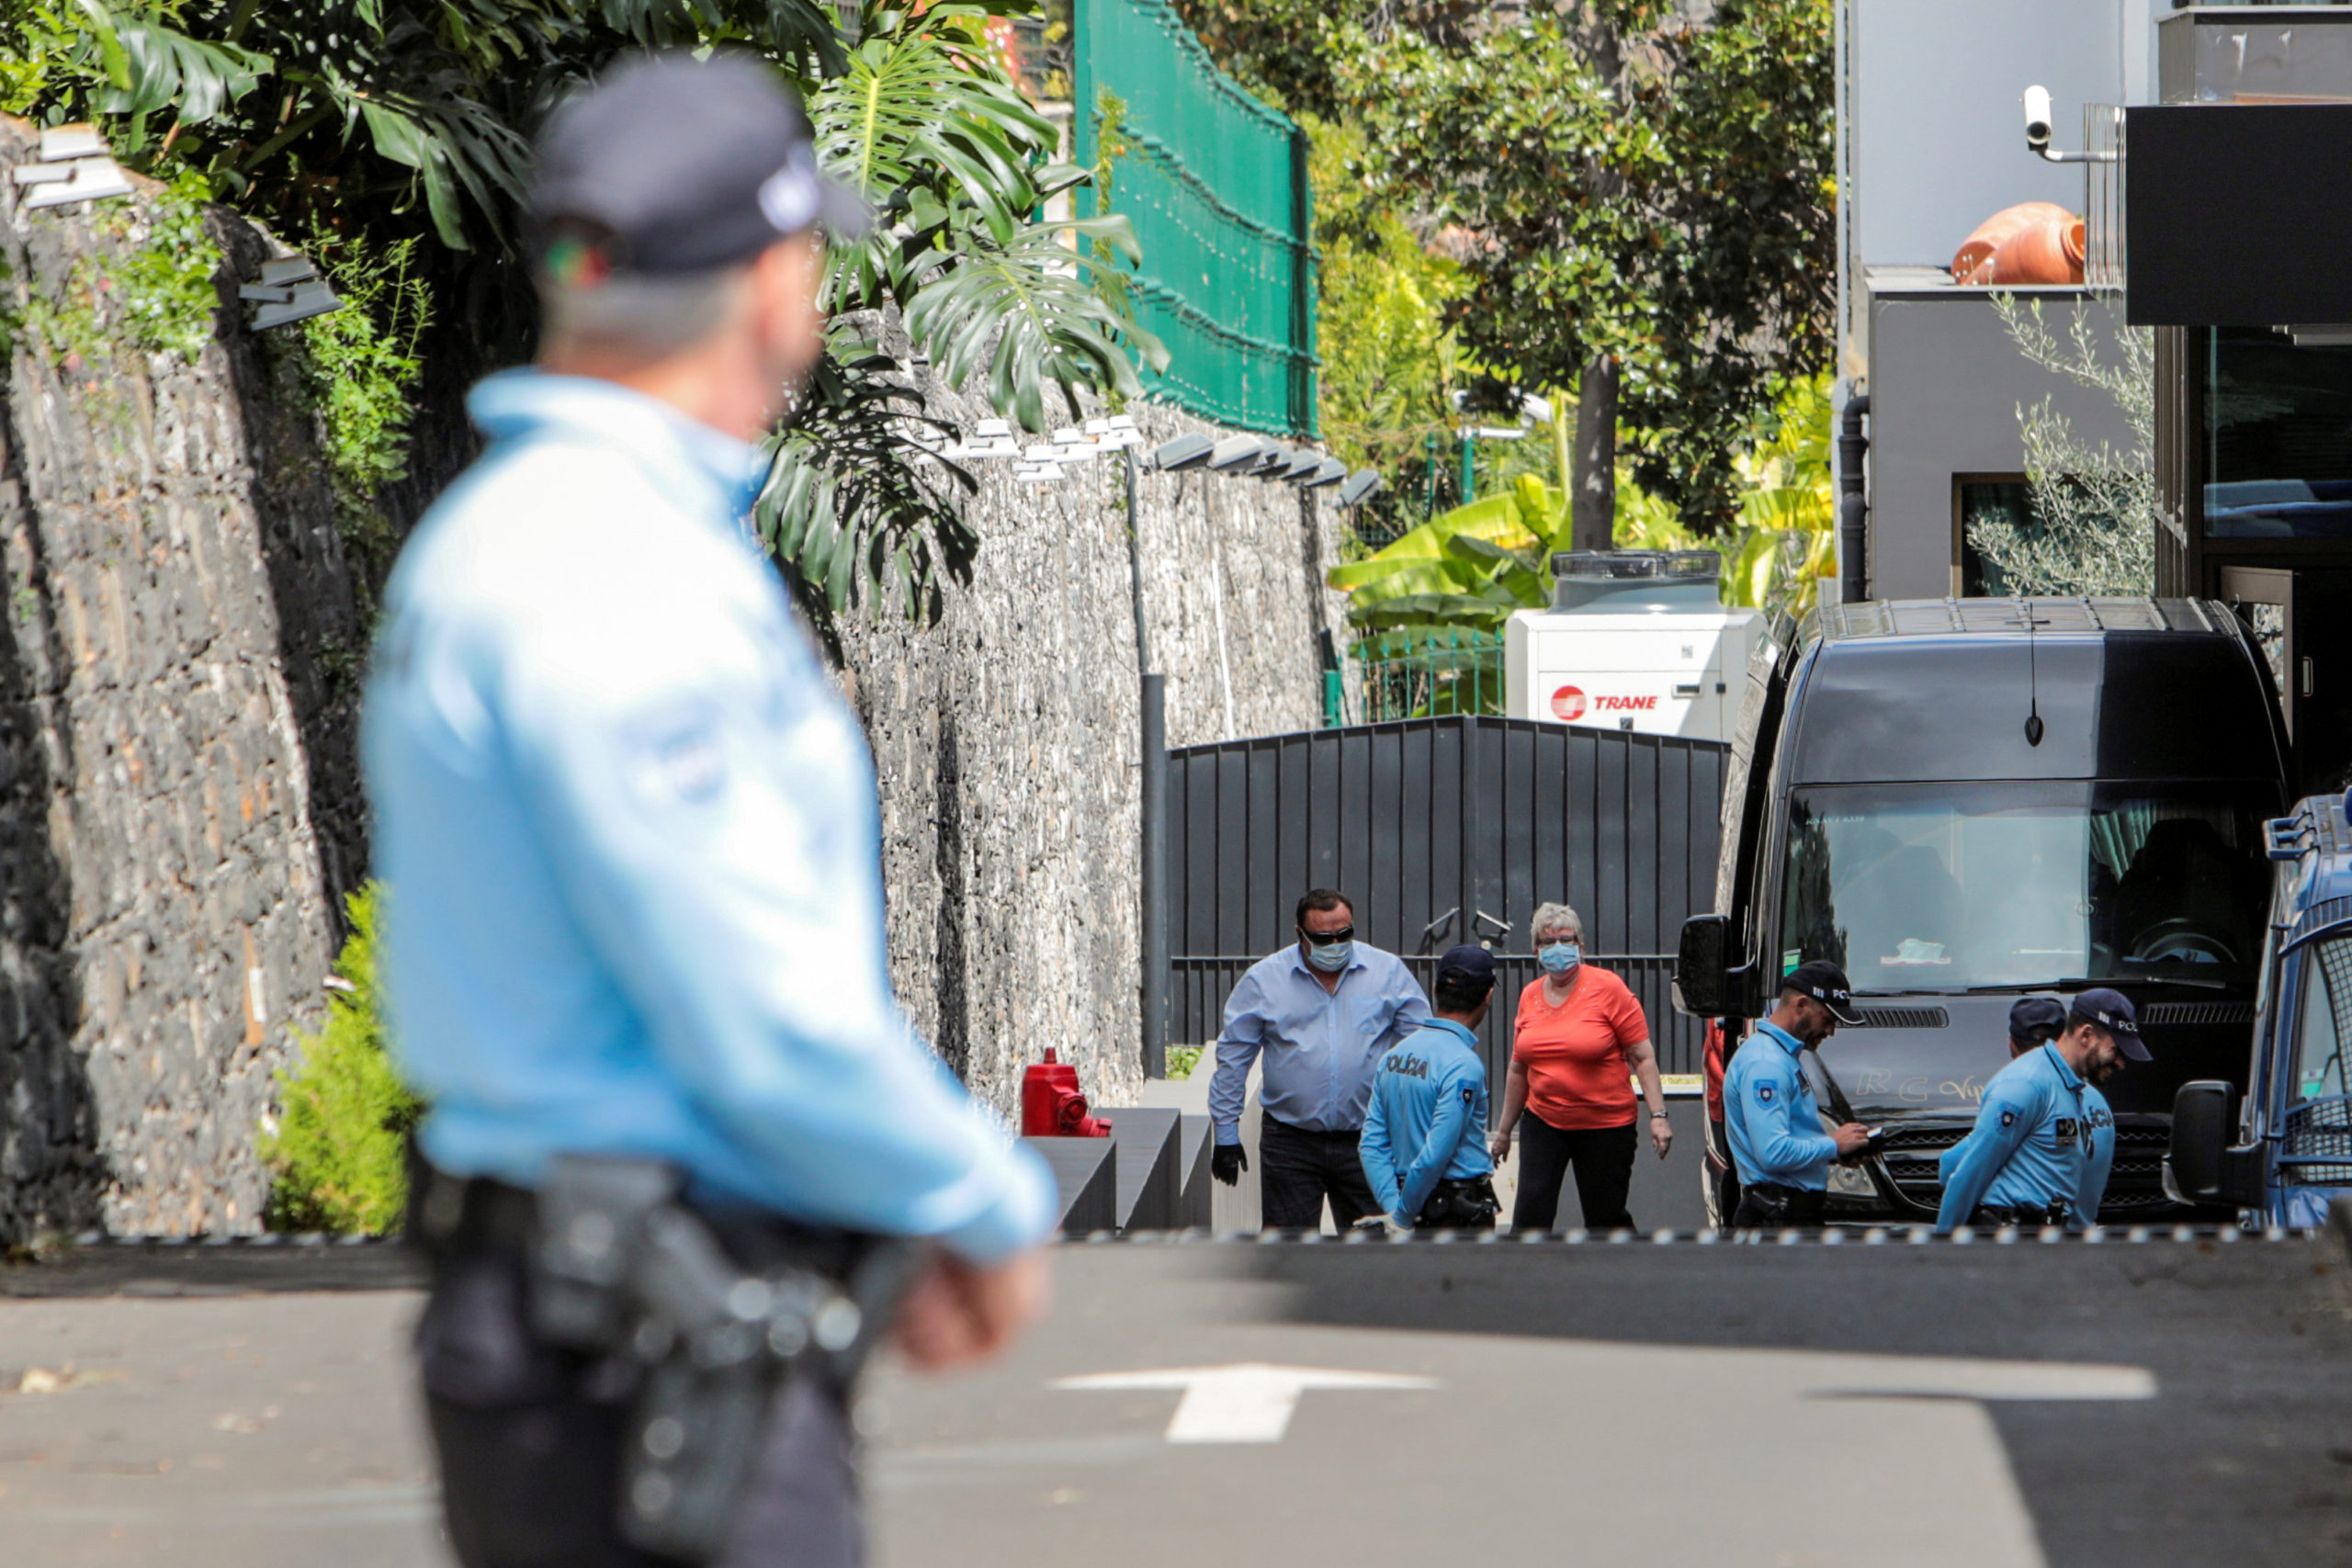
[{"x1": 1503, "y1": 549, "x2": 1762, "y2": 745}]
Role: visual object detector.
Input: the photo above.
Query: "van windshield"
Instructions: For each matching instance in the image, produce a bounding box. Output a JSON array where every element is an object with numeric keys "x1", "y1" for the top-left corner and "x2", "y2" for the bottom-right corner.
[{"x1": 1780, "y1": 783, "x2": 2272, "y2": 992}]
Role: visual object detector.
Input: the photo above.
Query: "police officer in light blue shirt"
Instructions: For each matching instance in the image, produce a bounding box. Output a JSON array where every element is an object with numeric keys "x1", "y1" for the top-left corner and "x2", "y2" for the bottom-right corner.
[
  {"x1": 1724, "y1": 961, "x2": 1872, "y2": 1227},
  {"x1": 1937, "y1": 989, "x2": 2144, "y2": 1232},
  {"x1": 1208, "y1": 888, "x2": 1430, "y2": 1229},
  {"x1": 1360, "y1": 945, "x2": 1500, "y2": 1230},
  {"x1": 365, "y1": 54, "x2": 1053, "y2": 1568}
]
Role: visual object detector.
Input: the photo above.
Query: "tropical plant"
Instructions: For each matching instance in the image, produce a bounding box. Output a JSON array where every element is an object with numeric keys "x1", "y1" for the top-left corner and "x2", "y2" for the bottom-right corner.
[
  {"x1": 1335, "y1": 375, "x2": 1838, "y2": 631},
  {"x1": 1963, "y1": 295, "x2": 2155, "y2": 597},
  {"x1": 1335, "y1": 0, "x2": 1835, "y2": 536},
  {"x1": 6, "y1": 0, "x2": 1165, "y2": 630}
]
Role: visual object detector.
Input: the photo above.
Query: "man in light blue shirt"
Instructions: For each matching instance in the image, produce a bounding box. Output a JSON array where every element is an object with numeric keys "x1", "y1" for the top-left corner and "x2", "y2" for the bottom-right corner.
[
  {"x1": 1938, "y1": 989, "x2": 2143, "y2": 1232},
  {"x1": 1360, "y1": 945, "x2": 1499, "y2": 1230},
  {"x1": 365, "y1": 54, "x2": 1051, "y2": 1568},
  {"x1": 1208, "y1": 888, "x2": 1430, "y2": 1228},
  {"x1": 1724, "y1": 961, "x2": 1871, "y2": 1227}
]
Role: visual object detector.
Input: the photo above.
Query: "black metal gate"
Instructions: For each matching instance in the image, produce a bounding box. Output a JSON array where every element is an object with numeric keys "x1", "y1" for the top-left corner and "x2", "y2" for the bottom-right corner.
[{"x1": 1165, "y1": 716, "x2": 1727, "y2": 1086}]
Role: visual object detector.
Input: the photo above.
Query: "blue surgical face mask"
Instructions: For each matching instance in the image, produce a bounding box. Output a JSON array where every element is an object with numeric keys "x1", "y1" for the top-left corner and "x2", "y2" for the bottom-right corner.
[
  {"x1": 1306, "y1": 939, "x2": 1353, "y2": 973},
  {"x1": 1539, "y1": 942, "x2": 1581, "y2": 975}
]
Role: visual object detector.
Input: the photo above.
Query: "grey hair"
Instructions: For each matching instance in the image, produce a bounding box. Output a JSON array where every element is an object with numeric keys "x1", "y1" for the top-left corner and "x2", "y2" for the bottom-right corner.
[
  {"x1": 1531, "y1": 901, "x2": 1583, "y2": 943},
  {"x1": 538, "y1": 264, "x2": 751, "y2": 358}
]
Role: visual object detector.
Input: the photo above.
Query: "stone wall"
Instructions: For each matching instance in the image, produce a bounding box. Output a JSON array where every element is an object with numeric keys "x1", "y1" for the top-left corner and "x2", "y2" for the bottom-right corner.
[
  {"x1": 839, "y1": 394, "x2": 1353, "y2": 1115},
  {"x1": 0, "y1": 121, "x2": 1348, "y2": 1234},
  {"x1": 0, "y1": 125, "x2": 363, "y2": 1237}
]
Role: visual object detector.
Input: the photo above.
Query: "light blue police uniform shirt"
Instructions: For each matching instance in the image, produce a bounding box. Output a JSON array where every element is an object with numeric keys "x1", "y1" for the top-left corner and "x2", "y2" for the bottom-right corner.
[
  {"x1": 1938, "y1": 1062, "x2": 2117, "y2": 1228},
  {"x1": 363, "y1": 370, "x2": 1055, "y2": 1265},
  {"x1": 1208, "y1": 944, "x2": 1430, "y2": 1144},
  {"x1": 1935, "y1": 1044, "x2": 2098, "y2": 1231},
  {"x1": 1359, "y1": 1017, "x2": 1494, "y2": 1221},
  {"x1": 1723, "y1": 1021, "x2": 1838, "y2": 1190}
]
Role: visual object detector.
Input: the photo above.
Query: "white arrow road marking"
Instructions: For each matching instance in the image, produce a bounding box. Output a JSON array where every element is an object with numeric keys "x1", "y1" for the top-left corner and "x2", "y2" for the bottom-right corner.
[{"x1": 1051, "y1": 1363, "x2": 1439, "y2": 1443}]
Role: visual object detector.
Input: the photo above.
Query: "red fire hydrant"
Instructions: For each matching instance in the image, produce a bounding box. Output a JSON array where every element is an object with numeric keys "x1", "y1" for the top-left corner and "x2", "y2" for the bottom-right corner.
[{"x1": 1021, "y1": 1048, "x2": 1112, "y2": 1138}]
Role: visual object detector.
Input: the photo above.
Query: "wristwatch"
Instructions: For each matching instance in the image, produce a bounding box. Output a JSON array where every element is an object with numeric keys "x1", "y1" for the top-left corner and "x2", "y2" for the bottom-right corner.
[{"x1": 1649, "y1": 1111, "x2": 1670, "y2": 1121}]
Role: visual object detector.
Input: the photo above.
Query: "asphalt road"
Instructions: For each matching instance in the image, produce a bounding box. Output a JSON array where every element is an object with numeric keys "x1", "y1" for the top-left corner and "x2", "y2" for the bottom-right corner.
[{"x1": 1, "y1": 1234, "x2": 2346, "y2": 1567}]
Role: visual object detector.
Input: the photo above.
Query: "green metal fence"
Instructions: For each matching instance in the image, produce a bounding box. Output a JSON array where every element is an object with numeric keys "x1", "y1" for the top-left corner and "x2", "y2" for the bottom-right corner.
[
  {"x1": 1072, "y1": 0, "x2": 1316, "y2": 436},
  {"x1": 1341, "y1": 629, "x2": 1507, "y2": 726}
]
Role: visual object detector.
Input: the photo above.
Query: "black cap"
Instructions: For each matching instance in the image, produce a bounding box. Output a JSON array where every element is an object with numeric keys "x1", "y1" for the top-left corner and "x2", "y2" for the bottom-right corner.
[
  {"x1": 1782, "y1": 960, "x2": 1862, "y2": 1025},
  {"x1": 528, "y1": 51, "x2": 870, "y2": 279},
  {"x1": 2008, "y1": 996, "x2": 2067, "y2": 1044},
  {"x1": 1436, "y1": 944, "x2": 1496, "y2": 986},
  {"x1": 2072, "y1": 987, "x2": 2150, "y2": 1061}
]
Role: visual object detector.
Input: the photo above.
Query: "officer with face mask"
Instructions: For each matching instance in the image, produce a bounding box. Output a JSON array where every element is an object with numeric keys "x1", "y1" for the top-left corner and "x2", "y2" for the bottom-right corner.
[
  {"x1": 1359, "y1": 945, "x2": 1501, "y2": 1231},
  {"x1": 1208, "y1": 888, "x2": 1431, "y2": 1229},
  {"x1": 1936, "y1": 989, "x2": 2144, "y2": 1233}
]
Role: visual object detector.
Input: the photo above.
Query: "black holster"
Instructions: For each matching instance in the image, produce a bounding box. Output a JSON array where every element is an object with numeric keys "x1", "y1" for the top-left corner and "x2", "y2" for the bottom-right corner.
[
  {"x1": 1415, "y1": 1176, "x2": 1501, "y2": 1230},
  {"x1": 414, "y1": 1156, "x2": 920, "y2": 1564},
  {"x1": 1732, "y1": 1181, "x2": 1826, "y2": 1228},
  {"x1": 1972, "y1": 1201, "x2": 2068, "y2": 1228}
]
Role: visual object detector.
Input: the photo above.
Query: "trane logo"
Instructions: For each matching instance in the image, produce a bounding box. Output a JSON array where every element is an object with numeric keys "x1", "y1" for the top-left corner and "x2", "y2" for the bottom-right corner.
[{"x1": 1551, "y1": 684, "x2": 1659, "y2": 721}]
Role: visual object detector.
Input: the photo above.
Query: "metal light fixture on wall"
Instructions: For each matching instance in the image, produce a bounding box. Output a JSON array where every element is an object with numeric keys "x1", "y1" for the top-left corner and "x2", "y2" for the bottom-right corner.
[
  {"x1": 1337, "y1": 470, "x2": 1383, "y2": 508},
  {"x1": 1087, "y1": 415, "x2": 1143, "y2": 450},
  {"x1": 1278, "y1": 449, "x2": 1326, "y2": 483},
  {"x1": 241, "y1": 254, "x2": 344, "y2": 331},
  {"x1": 1147, "y1": 434, "x2": 1214, "y2": 472},
  {"x1": 1205, "y1": 434, "x2": 1270, "y2": 472},
  {"x1": 1299, "y1": 457, "x2": 1348, "y2": 490},
  {"x1": 12, "y1": 124, "x2": 132, "y2": 210}
]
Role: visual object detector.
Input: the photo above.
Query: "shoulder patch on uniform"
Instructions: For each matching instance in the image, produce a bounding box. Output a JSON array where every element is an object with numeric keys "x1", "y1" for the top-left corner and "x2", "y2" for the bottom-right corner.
[
  {"x1": 2000, "y1": 1109, "x2": 2018, "y2": 1129},
  {"x1": 1462, "y1": 1087, "x2": 1475, "y2": 1106},
  {"x1": 1757, "y1": 1082, "x2": 1775, "y2": 1103}
]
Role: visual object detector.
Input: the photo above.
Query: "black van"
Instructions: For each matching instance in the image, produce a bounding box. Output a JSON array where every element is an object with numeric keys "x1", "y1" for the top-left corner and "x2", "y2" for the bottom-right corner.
[{"x1": 1675, "y1": 598, "x2": 2290, "y2": 1222}]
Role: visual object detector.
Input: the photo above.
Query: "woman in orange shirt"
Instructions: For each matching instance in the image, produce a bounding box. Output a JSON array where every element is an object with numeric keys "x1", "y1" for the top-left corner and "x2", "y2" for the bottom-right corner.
[{"x1": 1488, "y1": 901, "x2": 1671, "y2": 1231}]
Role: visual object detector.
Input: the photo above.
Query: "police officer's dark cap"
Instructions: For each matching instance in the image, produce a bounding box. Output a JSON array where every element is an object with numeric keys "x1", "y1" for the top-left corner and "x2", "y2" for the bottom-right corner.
[
  {"x1": 2071, "y1": 987, "x2": 2152, "y2": 1061},
  {"x1": 2008, "y1": 996, "x2": 2067, "y2": 1043},
  {"x1": 1782, "y1": 960, "x2": 1863, "y2": 1025},
  {"x1": 1436, "y1": 944, "x2": 1496, "y2": 987},
  {"x1": 528, "y1": 51, "x2": 871, "y2": 279}
]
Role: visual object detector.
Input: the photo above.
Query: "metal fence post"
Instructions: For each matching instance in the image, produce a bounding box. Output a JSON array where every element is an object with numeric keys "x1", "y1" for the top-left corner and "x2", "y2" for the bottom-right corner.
[{"x1": 1141, "y1": 672, "x2": 1169, "y2": 1078}]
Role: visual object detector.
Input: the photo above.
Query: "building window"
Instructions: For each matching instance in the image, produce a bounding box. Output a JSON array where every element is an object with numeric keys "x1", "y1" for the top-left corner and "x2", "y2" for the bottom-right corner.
[
  {"x1": 1954, "y1": 476, "x2": 2038, "y2": 596},
  {"x1": 2205, "y1": 327, "x2": 2352, "y2": 539}
]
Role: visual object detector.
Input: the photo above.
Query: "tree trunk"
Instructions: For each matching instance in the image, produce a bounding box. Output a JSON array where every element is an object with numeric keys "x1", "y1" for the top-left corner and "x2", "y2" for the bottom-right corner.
[{"x1": 1570, "y1": 351, "x2": 1619, "y2": 553}]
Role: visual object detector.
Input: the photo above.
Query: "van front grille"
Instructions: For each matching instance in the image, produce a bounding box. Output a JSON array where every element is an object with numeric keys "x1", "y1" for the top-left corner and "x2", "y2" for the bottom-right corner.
[{"x1": 1850, "y1": 1007, "x2": 1950, "y2": 1029}]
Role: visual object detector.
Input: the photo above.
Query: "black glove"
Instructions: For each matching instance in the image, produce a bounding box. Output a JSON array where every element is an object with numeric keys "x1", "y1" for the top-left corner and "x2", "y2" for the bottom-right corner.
[{"x1": 1211, "y1": 1143, "x2": 1248, "y2": 1186}]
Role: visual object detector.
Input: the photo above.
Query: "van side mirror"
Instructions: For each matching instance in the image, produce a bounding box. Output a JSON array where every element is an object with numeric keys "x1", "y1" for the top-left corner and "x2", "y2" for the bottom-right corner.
[
  {"x1": 2165, "y1": 1080, "x2": 2263, "y2": 1209},
  {"x1": 1675, "y1": 916, "x2": 1731, "y2": 1016}
]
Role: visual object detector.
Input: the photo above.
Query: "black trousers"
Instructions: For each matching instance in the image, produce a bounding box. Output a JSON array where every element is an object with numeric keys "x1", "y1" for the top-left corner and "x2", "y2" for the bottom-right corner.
[
  {"x1": 1259, "y1": 1115, "x2": 1380, "y2": 1229},
  {"x1": 1732, "y1": 1181, "x2": 1826, "y2": 1228},
  {"x1": 415, "y1": 1243, "x2": 859, "y2": 1568},
  {"x1": 1511, "y1": 1116, "x2": 1636, "y2": 1232}
]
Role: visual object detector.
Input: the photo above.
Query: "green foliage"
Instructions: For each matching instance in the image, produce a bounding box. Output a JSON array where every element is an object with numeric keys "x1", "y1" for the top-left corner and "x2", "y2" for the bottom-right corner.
[
  {"x1": 1337, "y1": 375, "x2": 1838, "y2": 631},
  {"x1": 259, "y1": 884, "x2": 421, "y2": 1235},
  {"x1": 1163, "y1": 1044, "x2": 1203, "y2": 1080},
  {"x1": 1337, "y1": 0, "x2": 1836, "y2": 529},
  {"x1": 296, "y1": 232, "x2": 433, "y2": 562},
  {"x1": 9, "y1": 0, "x2": 1170, "y2": 637},
  {"x1": 10, "y1": 166, "x2": 221, "y2": 370},
  {"x1": 1963, "y1": 296, "x2": 2154, "y2": 597},
  {"x1": 1306, "y1": 115, "x2": 1462, "y2": 479},
  {"x1": 757, "y1": 0, "x2": 1163, "y2": 627}
]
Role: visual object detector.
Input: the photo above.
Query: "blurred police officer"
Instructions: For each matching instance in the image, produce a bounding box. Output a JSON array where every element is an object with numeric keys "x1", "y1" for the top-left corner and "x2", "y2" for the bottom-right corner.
[
  {"x1": 1359, "y1": 945, "x2": 1500, "y2": 1231},
  {"x1": 1722, "y1": 962, "x2": 1872, "y2": 1227},
  {"x1": 1208, "y1": 888, "x2": 1430, "y2": 1228},
  {"x1": 1937, "y1": 989, "x2": 2145, "y2": 1233},
  {"x1": 366, "y1": 52, "x2": 1055, "y2": 1568}
]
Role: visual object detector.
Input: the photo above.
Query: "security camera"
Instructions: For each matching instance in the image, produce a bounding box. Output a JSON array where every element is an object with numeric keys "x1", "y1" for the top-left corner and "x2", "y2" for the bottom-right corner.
[{"x1": 2023, "y1": 85, "x2": 2052, "y2": 152}]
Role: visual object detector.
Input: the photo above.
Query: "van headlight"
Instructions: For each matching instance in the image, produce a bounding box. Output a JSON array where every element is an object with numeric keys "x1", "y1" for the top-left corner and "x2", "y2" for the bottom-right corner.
[{"x1": 1828, "y1": 1162, "x2": 1876, "y2": 1197}]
